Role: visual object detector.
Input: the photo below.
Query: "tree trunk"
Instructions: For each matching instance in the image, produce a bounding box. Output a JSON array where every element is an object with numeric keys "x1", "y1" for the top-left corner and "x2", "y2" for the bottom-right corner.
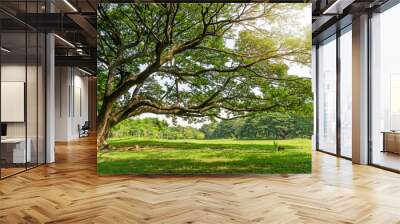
[
  {"x1": 97, "y1": 99, "x2": 114, "y2": 149},
  {"x1": 97, "y1": 120, "x2": 111, "y2": 149}
]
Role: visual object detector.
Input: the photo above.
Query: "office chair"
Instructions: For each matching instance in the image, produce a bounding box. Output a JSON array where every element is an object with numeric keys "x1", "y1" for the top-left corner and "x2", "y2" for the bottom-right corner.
[{"x1": 79, "y1": 121, "x2": 90, "y2": 138}]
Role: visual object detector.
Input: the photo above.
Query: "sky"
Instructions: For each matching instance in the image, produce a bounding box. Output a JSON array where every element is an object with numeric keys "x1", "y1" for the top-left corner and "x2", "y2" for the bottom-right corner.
[
  {"x1": 139, "y1": 4, "x2": 312, "y2": 128},
  {"x1": 289, "y1": 5, "x2": 312, "y2": 78}
]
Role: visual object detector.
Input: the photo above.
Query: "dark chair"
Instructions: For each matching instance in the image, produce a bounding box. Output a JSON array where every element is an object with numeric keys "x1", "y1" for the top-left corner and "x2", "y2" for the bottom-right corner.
[{"x1": 79, "y1": 121, "x2": 90, "y2": 138}]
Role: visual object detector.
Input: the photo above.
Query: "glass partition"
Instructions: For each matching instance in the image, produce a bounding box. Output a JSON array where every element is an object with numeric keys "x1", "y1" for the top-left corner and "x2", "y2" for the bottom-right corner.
[
  {"x1": 38, "y1": 32, "x2": 45, "y2": 165},
  {"x1": 0, "y1": 1, "x2": 46, "y2": 179},
  {"x1": 27, "y1": 31, "x2": 38, "y2": 169},
  {"x1": 0, "y1": 31, "x2": 28, "y2": 177},
  {"x1": 317, "y1": 35, "x2": 337, "y2": 154}
]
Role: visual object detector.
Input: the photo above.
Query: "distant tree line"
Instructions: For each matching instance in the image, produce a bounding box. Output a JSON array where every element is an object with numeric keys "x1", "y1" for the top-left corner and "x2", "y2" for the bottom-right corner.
[
  {"x1": 110, "y1": 118, "x2": 205, "y2": 140},
  {"x1": 111, "y1": 112, "x2": 313, "y2": 140},
  {"x1": 200, "y1": 112, "x2": 313, "y2": 140}
]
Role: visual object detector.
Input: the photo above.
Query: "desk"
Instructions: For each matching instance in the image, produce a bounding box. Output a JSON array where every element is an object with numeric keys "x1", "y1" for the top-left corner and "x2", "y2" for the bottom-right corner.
[
  {"x1": 1, "y1": 138, "x2": 31, "y2": 163},
  {"x1": 382, "y1": 131, "x2": 400, "y2": 154}
]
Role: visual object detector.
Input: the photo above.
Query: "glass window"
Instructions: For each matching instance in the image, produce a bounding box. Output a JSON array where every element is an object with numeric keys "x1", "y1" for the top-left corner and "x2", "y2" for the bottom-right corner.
[
  {"x1": 318, "y1": 35, "x2": 337, "y2": 154},
  {"x1": 340, "y1": 26, "x2": 352, "y2": 158},
  {"x1": 371, "y1": 3, "x2": 400, "y2": 171}
]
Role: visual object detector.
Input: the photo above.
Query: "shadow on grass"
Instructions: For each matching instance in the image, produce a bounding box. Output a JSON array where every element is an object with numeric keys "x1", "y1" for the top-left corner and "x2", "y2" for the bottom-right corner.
[
  {"x1": 99, "y1": 138, "x2": 311, "y2": 174},
  {"x1": 109, "y1": 139, "x2": 299, "y2": 151},
  {"x1": 97, "y1": 151, "x2": 311, "y2": 174}
]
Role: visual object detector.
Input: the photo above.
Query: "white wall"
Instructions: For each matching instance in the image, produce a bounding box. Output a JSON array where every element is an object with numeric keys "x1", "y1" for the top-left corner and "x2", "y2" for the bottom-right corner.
[
  {"x1": 1, "y1": 65, "x2": 42, "y2": 137},
  {"x1": 1, "y1": 65, "x2": 26, "y2": 138},
  {"x1": 55, "y1": 66, "x2": 69, "y2": 141},
  {"x1": 71, "y1": 72, "x2": 89, "y2": 138},
  {"x1": 54, "y1": 66, "x2": 89, "y2": 141},
  {"x1": 1, "y1": 63, "x2": 46, "y2": 164}
]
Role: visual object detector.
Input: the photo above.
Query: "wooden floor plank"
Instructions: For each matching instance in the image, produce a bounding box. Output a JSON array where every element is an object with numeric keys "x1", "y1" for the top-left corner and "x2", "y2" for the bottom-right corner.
[{"x1": 0, "y1": 136, "x2": 400, "y2": 223}]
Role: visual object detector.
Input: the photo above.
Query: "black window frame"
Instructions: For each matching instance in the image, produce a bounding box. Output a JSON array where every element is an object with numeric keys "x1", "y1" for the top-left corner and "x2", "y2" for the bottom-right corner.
[{"x1": 314, "y1": 16, "x2": 353, "y2": 161}]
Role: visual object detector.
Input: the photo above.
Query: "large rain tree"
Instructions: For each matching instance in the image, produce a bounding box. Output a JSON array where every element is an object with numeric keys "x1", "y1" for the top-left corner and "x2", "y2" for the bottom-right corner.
[{"x1": 97, "y1": 3, "x2": 311, "y2": 147}]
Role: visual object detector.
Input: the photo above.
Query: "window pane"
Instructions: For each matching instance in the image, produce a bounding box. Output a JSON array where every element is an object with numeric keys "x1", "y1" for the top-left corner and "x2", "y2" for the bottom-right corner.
[
  {"x1": 318, "y1": 35, "x2": 337, "y2": 154},
  {"x1": 371, "y1": 4, "x2": 400, "y2": 171},
  {"x1": 340, "y1": 27, "x2": 352, "y2": 158}
]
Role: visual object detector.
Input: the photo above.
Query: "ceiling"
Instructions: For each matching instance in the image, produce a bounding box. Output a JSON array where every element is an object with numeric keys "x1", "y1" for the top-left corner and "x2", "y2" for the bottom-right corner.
[
  {"x1": 0, "y1": 0, "x2": 98, "y2": 74},
  {"x1": 312, "y1": 0, "x2": 389, "y2": 43},
  {"x1": 1, "y1": 0, "x2": 394, "y2": 72}
]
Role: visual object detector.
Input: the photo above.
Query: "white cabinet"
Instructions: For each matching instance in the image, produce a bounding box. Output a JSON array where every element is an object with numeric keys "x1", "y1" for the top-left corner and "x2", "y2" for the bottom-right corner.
[{"x1": 1, "y1": 138, "x2": 32, "y2": 163}]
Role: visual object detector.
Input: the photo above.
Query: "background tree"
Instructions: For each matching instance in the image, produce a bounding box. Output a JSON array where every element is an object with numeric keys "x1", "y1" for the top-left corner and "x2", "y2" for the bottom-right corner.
[
  {"x1": 111, "y1": 112, "x2": 313, "y2": 140},
  {"x1": 97, "y1": 3, "x2": 311, "y2": 147},
  {"x1": 111, "y1": 118, "x2": 205, "y2": 140},
  {"x1": 200, "y1": 111, "x2": 313, "y2": 140}
]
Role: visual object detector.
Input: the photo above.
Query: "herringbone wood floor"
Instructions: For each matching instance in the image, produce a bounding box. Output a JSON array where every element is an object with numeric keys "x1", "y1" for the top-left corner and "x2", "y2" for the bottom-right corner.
[{"x1": 1, "y1": 136, "x2": 400, "y2": 224}]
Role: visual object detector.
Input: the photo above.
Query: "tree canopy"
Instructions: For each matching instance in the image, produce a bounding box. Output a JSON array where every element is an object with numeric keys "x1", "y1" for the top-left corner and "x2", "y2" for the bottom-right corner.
[{"x1": 97, "y1": 3, "x2": 311, "y2": 147}]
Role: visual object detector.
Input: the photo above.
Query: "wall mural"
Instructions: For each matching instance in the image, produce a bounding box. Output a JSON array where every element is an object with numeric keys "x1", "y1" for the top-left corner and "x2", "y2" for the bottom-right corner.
[{"x1": 97, "y1": 3, "x2": 313, "y2": 174}]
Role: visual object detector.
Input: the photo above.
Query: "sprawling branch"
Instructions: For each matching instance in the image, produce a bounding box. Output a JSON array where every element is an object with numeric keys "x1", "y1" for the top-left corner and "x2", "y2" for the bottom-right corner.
[{"x1": 97, "y1": 3, "x2": 311, "y2": 146}]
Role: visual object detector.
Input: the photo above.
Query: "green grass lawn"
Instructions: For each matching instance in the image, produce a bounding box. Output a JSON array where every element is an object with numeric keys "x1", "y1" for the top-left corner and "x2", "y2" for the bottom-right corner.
[{"x1": 97, "y1": 138, "x2": 312, "y2": 174}]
